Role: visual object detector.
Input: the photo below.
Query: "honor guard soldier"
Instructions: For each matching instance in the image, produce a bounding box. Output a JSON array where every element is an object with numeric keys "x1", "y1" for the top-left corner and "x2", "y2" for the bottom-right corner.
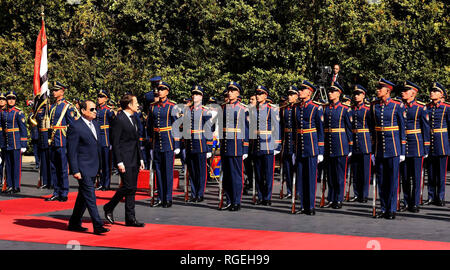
[
  {"x1": 279, "y1": 86, "x2": 299, "y2": 199},
  {"x1": 45, "y1": 82, "x2": 78, "y2": 202},
  {"x1": 183, "y1": 85, "x2": 213, "y2": 202},
  {"x1": 35, "y1": 97, "x2": 52, "y2": 189},
  {"x1": 0, "y1": 93, "x2": 7, "y2": 188},
  {"x1": 28, "y1": 102, "x2": 40, "y2": 170},
  {"x1": 349, "y1": 85, "x2": 373, "y2": 203},
  {"x1": 147, "y1": 81, "x2": 181, "y2": 208},
  {"x1": 143, "y1": 76, "x2": 161, "y2": 169},
  {"x1": 399, "y1": 81, "x2": 430, "y2": 212},
  {"x1": 2, "y1": 91, "x2": 27, "y2": 193},
  {"x1": 322, "y1": 82, "x2": 353, "y2": 209},
  {"x1": 243, "y1": 94, "x2": 257, "y2": 195},
  {"x1": 293, "y1": 80, "x2": 325, "y2": 215},
  {"x1": 219, "y1": 81, "x2": 249, "y2": 211},
  {"x1": 371, "y1": 78, "x2": 406, "y2": 219},
  {"x1": 249, "y1": 86, "x2": 281, "y2": 206},
  {"x1": 424, "y1": 82, "x2": 449, "y2": 207},
  {"x1": 96, "y1": 89, "x2": 115, "y2": 191}
]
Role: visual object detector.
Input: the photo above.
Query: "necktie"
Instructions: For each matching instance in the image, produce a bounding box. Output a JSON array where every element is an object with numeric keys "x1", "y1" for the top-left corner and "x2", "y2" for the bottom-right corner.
[
  {"x1": 333, "y1": 74, "x2": 337, "y2": 82},
  {"x1": 89, "y1": 122, "x2": 97, "y2": 140}
]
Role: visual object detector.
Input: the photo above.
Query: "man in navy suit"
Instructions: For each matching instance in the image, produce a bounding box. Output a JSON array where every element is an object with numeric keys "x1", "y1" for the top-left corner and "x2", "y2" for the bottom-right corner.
[{"x1": 67, "y1": 100, "x2": 109, "y2": 235}]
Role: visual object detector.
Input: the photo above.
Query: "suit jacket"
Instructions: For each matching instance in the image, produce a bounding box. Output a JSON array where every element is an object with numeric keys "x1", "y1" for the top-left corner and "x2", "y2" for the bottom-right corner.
[
  {"x1": 67, "y1": 118, "x2": 101, "y2": 178},
  {"x1": 111, "y1": 110, "x2": 142, "y2": 168},
  {"x1": 327, "y1": 73, "x2": 347, "y2": 89}
]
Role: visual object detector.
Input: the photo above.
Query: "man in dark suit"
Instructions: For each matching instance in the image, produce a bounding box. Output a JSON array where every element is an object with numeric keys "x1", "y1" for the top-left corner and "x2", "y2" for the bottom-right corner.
[
  {"x1": 67, "y1": 100, "x2": 109, "y2": 235},
  {"x1": 104, "y1": 94, "x2": 145, "y2": 227},
  {"x1": 327, "y1": 64, "x2": 347, "y2": 89}
]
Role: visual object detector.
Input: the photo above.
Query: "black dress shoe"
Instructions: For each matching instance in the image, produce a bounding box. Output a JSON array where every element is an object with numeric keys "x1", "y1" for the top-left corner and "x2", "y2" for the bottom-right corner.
[
  {"x1": 229, "y1": 204, "x2": 241, "y2": 211},
  {"x1": 152, "y1": 200, "x2": 162, "y2": 207},
  {"x1": 95, "y1": 185, "x2": 104, "y2": 191},
  {"x1": 39, "y1": 184, "x2": 48, "y2": 189},
  {"x1": 162, "y1": 201, "x2": 173, "y2": 208},
  {"x1": 254, "y1": 199, "x2": 263, "y2": 205},
  {"x1": 68, "y1": 225, "x2": 88, "y2": 232},
  {"x1": 94, "y1": 227, "x2": 110, "y2": 235},
  {"x1": 196, "y1": 196, "x2": 204, "y2": 203},
  {"x1": 434, "y1": 200, "x2": 446, "y2": 207},
  {"x1": 374, "y1": 212, "x2": 386, "y2": 219},
  {"x1": 423, "y1": 199, "x2": 434, "y2": 205},
  {"x1": 59, "y1": 196, "x2": 68, "y2": 202},
  {"x1": 332, "y1": 202, "x2": 343, "y2": 209},
  {"x1": 262, "y1": 200, "x2": 272, "y2": 206},
  {"x1": 408, "y1": 205, "x2": 420, "y2": 213},
  {"x1": 188, "y1": 197, "x2": 197, "y2": 203},
  {"x1": 13, "y1": 188, "x2": 20, "y2": 193},
  {"x1": 385, "y1": 212, "x2": 396, "y2": 220},
  {"x1": 125, "y1": 219, "x2": 145, "y2": 227},
  {"x1": 321, "y1": 201, "x2": 333, "y2": 208},
  {"x1": 284, "y1": 194, "x2": 292, "y2": 199},
  {"x1": 349, "y1": 196, "x2": 359, "y2": 202},
  {"x1": 104, "y1": 209, "x2": 114, "y2": 224},
  {"x1": 304, "y1": 209, "x2": 316, "y2": 216},
  {"x1": 399, "y1": 204, "x2": 408, "y2": 212},
  {"x1": 45, "y1": 195, "x2": 60, "y2": 201},
  {"x1": 361, "y1": 198, "x2": 368, "y2": 203},
  {"x1": 219, "y1": 203, "x2": 232, "y2": 211}
]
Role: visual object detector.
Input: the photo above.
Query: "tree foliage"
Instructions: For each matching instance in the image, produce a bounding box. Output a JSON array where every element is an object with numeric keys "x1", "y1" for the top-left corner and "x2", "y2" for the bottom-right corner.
[{"x1": 0, "y1": 0, "x2": 448, "y2": 106}]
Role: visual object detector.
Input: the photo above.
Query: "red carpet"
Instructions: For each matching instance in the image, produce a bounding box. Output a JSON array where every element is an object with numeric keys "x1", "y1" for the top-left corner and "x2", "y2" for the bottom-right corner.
[{"x1": 1, "y1": 192, "x2": 450, "y2": 250}]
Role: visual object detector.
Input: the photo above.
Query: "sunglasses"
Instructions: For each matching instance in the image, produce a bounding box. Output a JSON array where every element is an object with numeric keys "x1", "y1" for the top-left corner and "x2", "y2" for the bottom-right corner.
[
  {"x1": 6, "y1": 97, "x2": 16, "y2": 100},
  {"x1": 86, "y1": 108, "x2": 96, "y2": 112}
]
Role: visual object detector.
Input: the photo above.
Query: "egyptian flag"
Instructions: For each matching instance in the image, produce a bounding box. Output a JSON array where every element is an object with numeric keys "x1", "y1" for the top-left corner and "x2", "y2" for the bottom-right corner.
[{"x1": 32, "y1": 17, "x2": 48, "y2": 109}]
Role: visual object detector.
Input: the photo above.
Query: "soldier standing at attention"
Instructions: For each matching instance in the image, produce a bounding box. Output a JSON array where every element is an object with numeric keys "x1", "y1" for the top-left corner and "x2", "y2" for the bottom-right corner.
[
  {"x1": 183, "y1": 85, "x2": 213, "y2": 202},
  {"x1": 323, "y1": 82, "x2": 353, "y2": 209},
  {"x1": 349, "y1": 85, "x2": 372, "y2": 203},
  {"x1": 293, "y1": 80, "x2": 325, "y2": 215},
  {"x1": 45, "y1": 82, "x2": 78, "y2": 202},
  {"x1": 96, "y1": 89, "x2": 115, "y2": 191},
  {"x1": 399, "y1": 81, "x2": 430, "y2": 212},
  {"x1": 219, "y1": 81, "x2": 249, "y2": 211},
  {"x1": 147, "y1": 81, "x2": 181, "y2": 208},
  {"x1": 279, "y1": 86, "x2": 299, "y2": 199},
  {"x1": 371, "y1": 78, "x2": 406, "y2": 219},
  {"x1": 2, "y1": 91, "x2": 27, "y2": 193},
  {"x1": 424, "y1": 82, "x2": 449, "y2": 207},
  {"x1": 250, "y1": 86, "x2": 281, "y2": 206}
]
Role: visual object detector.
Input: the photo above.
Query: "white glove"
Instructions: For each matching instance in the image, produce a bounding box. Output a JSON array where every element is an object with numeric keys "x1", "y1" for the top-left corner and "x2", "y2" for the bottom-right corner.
[
  {"x1": 149, "y1": 149, "x2": 153, "y2": 161},
  {"x1": 348, "y1": 152, "x2": 352, "y2": 157},
  {"x1": 243, "y1": 154, "x2": 248, "y2": 160},
  {"x1": 400, "y1": 155, "x2": 405, "y2": 162},
  {"x1": 206, "y1": 152, "x2": 212, "y2": 159},
  {"x1": 109, "y1": 145, "x2": 112, "y2": 150},
  {"x1": 0, "y1": 156, "x2": 2, "y2": 164},
  {"x1": 423, "y1": 154, "x2": 428, "y2": 159},
  {"x1": 21, "y1": 148, "x2": 26, "y2": 153},
  {"x1": 174, "y1": 148, "x2": 180, "y2": 155},
  {"x1": 318, "y1": 154, "x2": 324, "y2": 163},
  {"x1": 371, "y1": 154, "x2": 375, "y2": 166},
  {"x1": 292, "y1": 154, "x2": 296, "y2": 165},
  {"x1": 140, "y1": 146, "x2": 145, "y2": 150},
  {"x1": 274, "y1": 150, "x2": 280, "y2": 156}
]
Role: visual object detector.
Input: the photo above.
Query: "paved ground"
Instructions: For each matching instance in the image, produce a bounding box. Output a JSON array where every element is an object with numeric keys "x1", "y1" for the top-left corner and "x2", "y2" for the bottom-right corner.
[{"x1": 1, "y1": 156, "x2": 449, "y2": 250}]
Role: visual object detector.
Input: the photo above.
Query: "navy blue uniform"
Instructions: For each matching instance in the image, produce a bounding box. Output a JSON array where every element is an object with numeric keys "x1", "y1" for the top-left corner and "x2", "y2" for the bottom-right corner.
[
  {"x1": 371, "y1": 97, "x2": 406, "y2": 215},
  {"x1": 293, "y1": 99, "x2": 324, "y2": 211},
  {"x1": 36, "y1": 104, "x2": 52, "y2": 188},
  {"x1": 401, "y1": 100, "x2": 430, "y2": 209},
  {"x1": 30, "y1": 123, "x2": 40, "y2": 168},
  {"x1": 2, "y1": 106, "x2": 27, "y2": 190},
  {"x1": 323, "y1": 101, "x2": 353, "y2": 205},
  {"x1": 427, "y1": 101, "x2": 450, "y2": 204},
  {"x1": 249, "y1": 101, "x2": 281, "y2": 203},
  {"x1": 220, "y1": 100, "x2": 249, "y2": 207},
  {"x1": 350, "y1": 102, "x2": 373, "y2": 201},
  {"x1": 280, "y1": 102, "x2": 297, "y2": 196},
  {"x1": 147, "y1": 98, "x2": 181, "y2": 205},
  {"x1": 49, "y1": 98, "x2": 77, "y2": 198},
  {"x1": 0, "y1": 107, "x2": 6, "y2": 184},
  {"x1": 96, "y1": 104, "x2": 115, "y2": 189},
  {"x1": 183, "y1": 104, "x2": 213, "y2": 200}
]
